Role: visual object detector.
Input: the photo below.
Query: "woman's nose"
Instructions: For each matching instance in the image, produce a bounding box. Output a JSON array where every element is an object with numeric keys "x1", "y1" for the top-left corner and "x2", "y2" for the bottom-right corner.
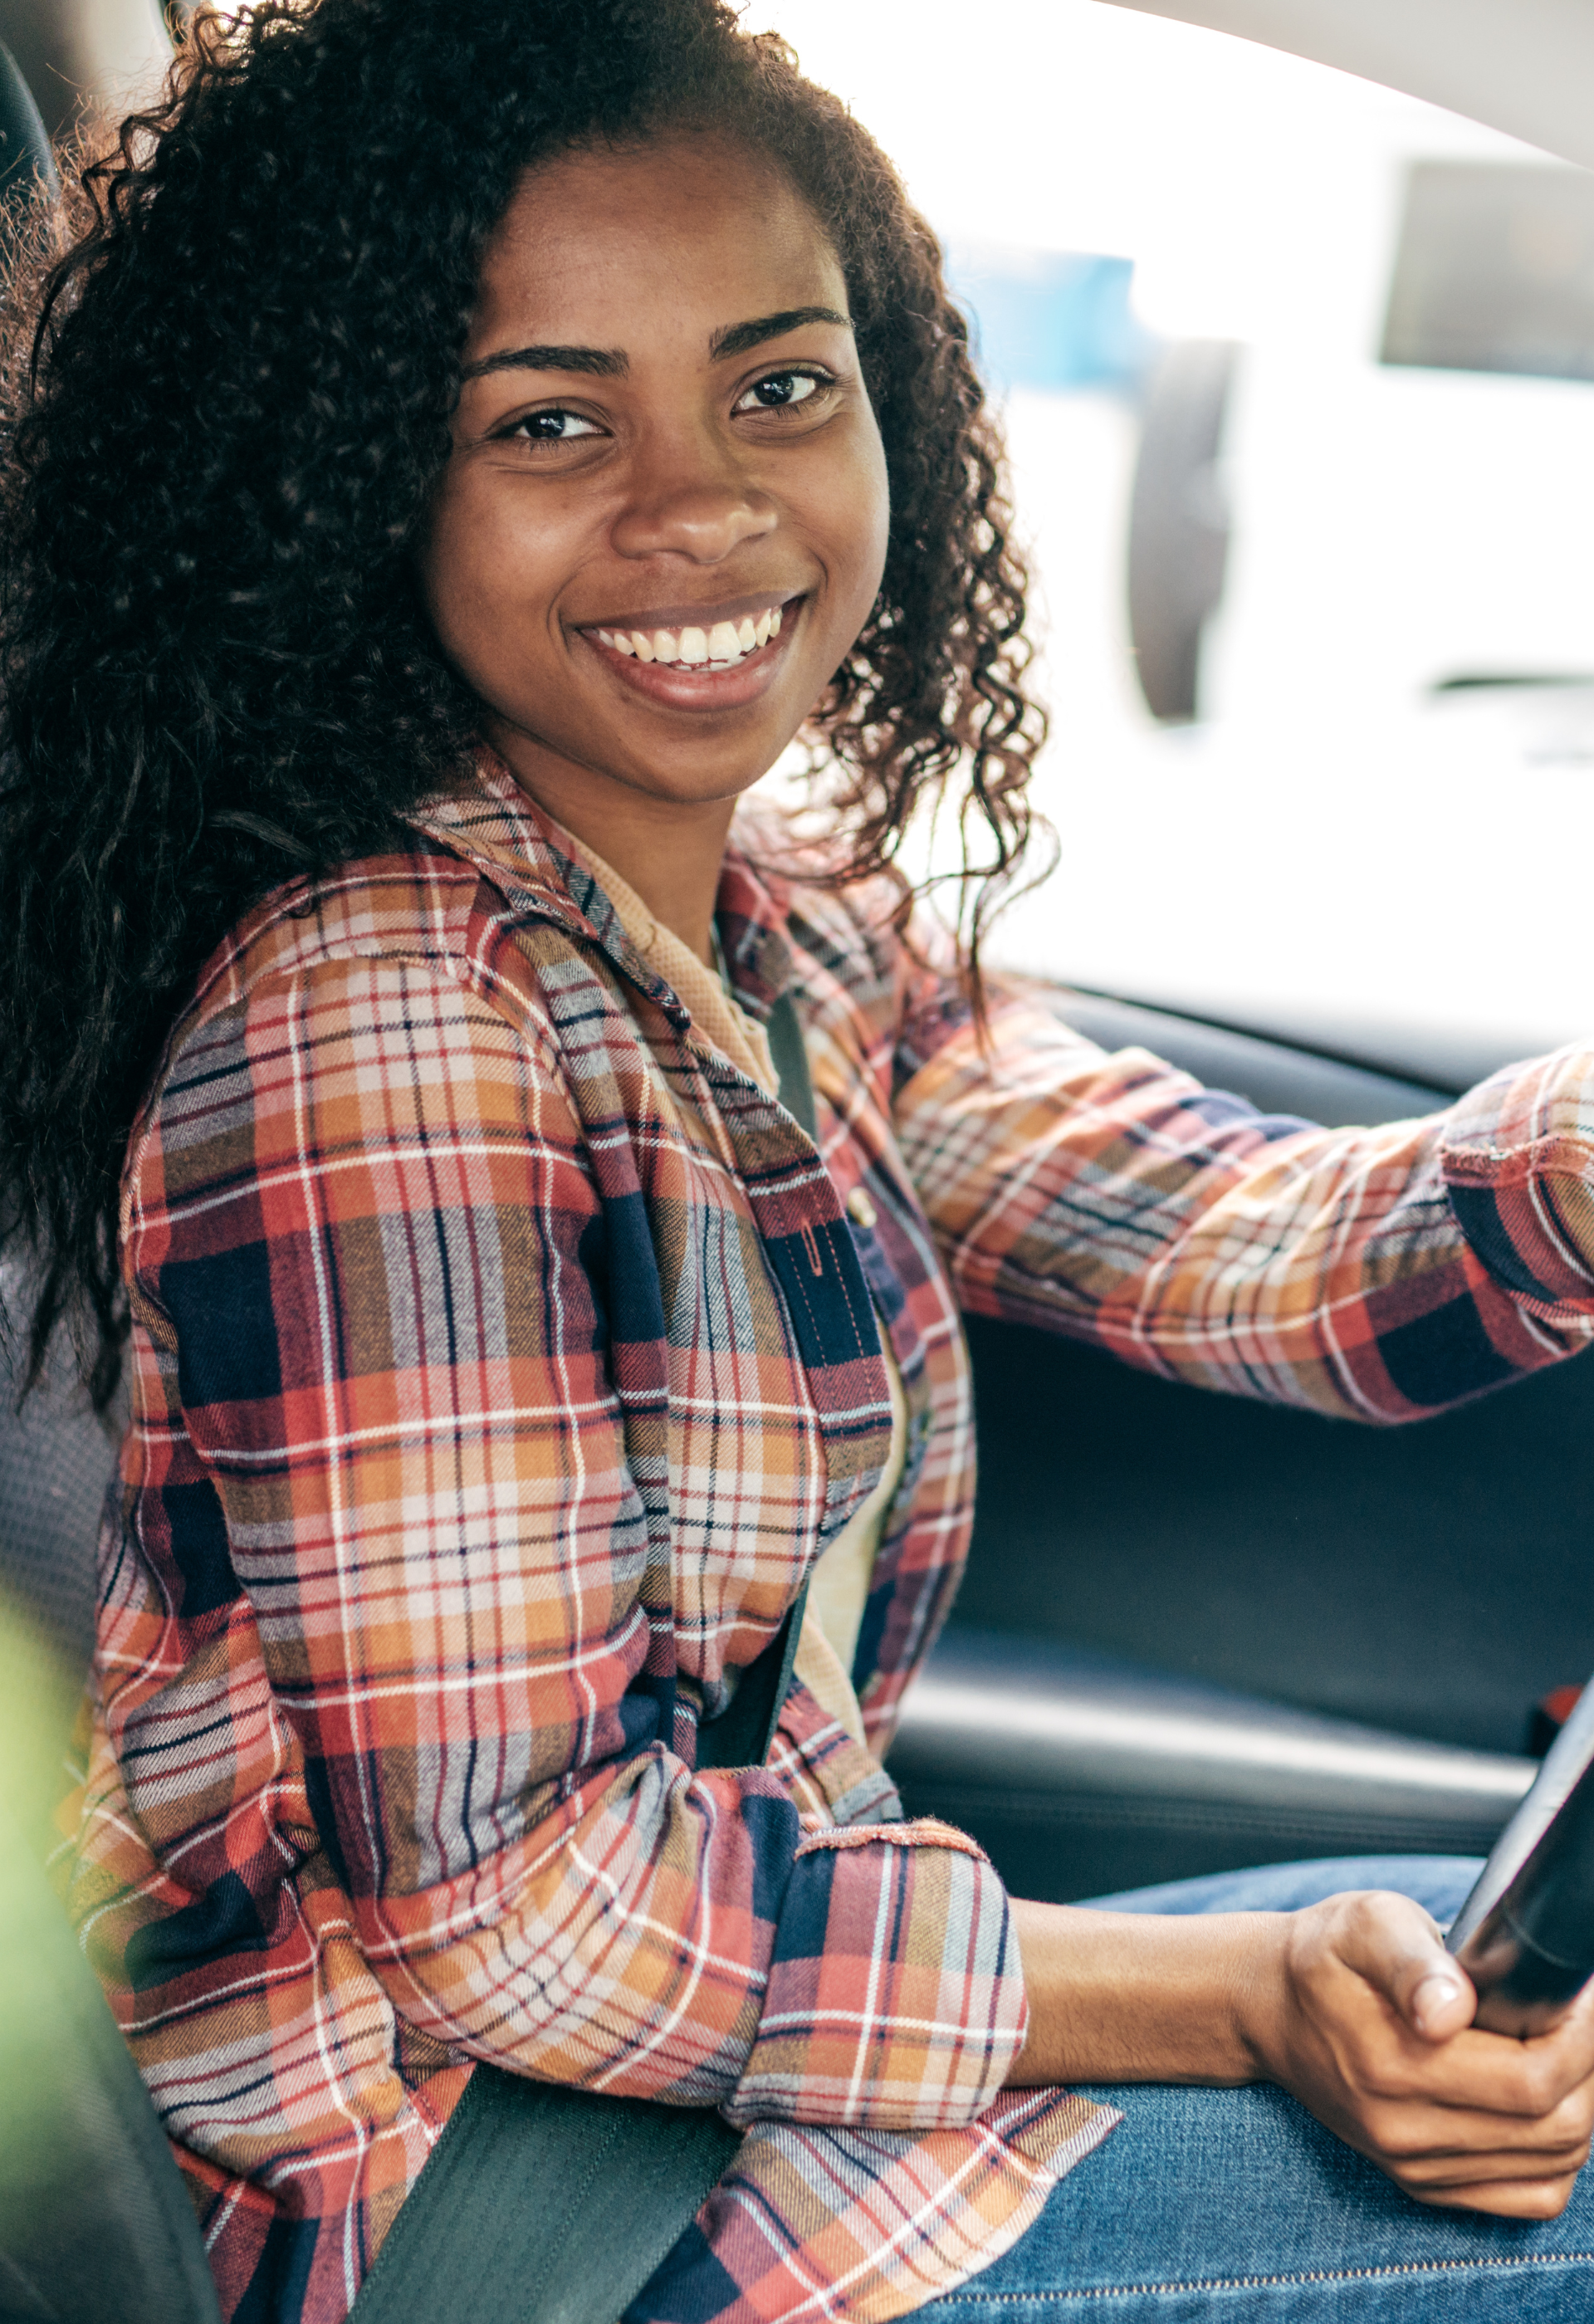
[{"x1": 610, "y1": 438, "x2": 778, "y2": 564}]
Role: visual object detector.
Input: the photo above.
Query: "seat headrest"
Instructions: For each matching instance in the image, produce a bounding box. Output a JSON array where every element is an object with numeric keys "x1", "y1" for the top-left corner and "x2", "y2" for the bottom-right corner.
[{"x1": 0, "y1": 42, "x2": 56, "y2": 207}]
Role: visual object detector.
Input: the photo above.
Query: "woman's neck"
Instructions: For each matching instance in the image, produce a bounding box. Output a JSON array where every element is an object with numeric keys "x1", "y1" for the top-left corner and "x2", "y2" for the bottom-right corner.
[{"x1": 491, "y1": 736, "x2": 741, "y2": 969}]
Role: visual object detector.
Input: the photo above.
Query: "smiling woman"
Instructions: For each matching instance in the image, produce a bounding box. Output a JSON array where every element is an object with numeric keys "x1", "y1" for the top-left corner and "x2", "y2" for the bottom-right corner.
[
  {"x1": 0, "y1": 0, "x2": 1034, "y2": 1410},
  {"x1": 11, "y1": 4, "x2": 1594, "y2": 2324},
  {"x1": 415, "y1": 137, "x2": 891, "y2": 962}
]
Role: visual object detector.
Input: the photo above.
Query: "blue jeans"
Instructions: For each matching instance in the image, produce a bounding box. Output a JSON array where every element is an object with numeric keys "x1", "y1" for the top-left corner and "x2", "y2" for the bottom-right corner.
[{"x1": 910, "y1": 1857, "x2": 1594, "y2": 2321}]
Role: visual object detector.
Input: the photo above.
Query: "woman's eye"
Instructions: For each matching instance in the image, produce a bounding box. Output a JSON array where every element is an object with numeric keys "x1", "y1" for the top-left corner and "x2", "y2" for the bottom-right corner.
[
  {"x1": 506, "y1": 409, "x2": 604, "y2": 445},
  {"x1": 736, "y1": 370, "x2": 828, "y2": 414}
]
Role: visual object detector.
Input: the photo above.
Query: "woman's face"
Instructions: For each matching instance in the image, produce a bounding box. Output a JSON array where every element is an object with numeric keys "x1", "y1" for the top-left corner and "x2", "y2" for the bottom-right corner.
[{"x1": 416, "y1": 134, "x2": 890, "y2": 821}]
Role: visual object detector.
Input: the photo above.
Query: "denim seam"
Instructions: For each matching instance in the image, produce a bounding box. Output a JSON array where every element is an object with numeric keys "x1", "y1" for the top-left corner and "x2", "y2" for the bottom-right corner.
[{"x1": 939, "y1": 2250, "x2": 1594, "y2": 2299}]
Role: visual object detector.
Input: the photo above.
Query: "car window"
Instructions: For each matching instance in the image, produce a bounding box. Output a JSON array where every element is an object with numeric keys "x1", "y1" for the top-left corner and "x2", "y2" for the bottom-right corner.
[{"x1": 753, "y1": 0, "x2": 1594, "y2": 1071}]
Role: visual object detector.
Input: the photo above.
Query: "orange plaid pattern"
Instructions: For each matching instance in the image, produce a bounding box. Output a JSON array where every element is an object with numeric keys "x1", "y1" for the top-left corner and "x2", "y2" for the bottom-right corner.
[{"x1": 56, "y1": 755, "x2": 1594, "y2": 2324}]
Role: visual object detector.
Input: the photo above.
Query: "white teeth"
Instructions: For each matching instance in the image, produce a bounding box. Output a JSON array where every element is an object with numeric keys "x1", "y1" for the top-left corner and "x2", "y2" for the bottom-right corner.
[{"x1": 593, "y1": 604, "x2": 789, "y2": 668}]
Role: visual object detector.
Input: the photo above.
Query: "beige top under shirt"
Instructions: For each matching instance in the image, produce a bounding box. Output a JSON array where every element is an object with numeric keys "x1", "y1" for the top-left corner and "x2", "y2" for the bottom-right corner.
[{"x1": 558, "y1": 824, "x2": 908, "y2": 1748}]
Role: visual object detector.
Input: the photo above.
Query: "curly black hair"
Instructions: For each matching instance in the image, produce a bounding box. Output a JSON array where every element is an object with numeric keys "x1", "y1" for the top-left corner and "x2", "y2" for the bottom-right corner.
[{"x1": 0, "y1": 0, "x2": 1048, "y2": 1407}]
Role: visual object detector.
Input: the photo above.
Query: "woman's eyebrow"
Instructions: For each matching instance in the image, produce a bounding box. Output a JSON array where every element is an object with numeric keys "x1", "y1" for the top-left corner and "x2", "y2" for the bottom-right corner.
[
  {"x1": 460, "y1": 306, "x2": 851, "y2": 384},
  {"x1": 462, "y1": 344, "x2": 628, "y2": 381},
  {"x1": 710, "y1": 306, "x2": 852, "y2": 360}
]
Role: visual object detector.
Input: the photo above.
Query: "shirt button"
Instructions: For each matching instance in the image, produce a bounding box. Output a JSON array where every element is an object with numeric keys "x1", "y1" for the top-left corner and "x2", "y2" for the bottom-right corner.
[{"x1": 846, "y1": 1186, "x2": 878, "y2": 1230}]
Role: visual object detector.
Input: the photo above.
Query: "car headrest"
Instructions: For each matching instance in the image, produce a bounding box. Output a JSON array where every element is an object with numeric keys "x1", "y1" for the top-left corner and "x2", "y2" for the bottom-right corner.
[{"x1": 0, "y1": 40, "x2": 56, "y2": 207}]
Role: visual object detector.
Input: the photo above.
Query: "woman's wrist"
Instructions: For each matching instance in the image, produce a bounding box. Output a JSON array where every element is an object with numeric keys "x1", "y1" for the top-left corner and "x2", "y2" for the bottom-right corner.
[{"x1": 1005, "y1": 1896, "x2": 1293, "y2": 2089}]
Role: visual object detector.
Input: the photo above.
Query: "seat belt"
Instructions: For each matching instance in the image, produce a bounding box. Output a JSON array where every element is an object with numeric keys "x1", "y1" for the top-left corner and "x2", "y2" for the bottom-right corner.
[
  {"x1": 345, "y1": 2075, "x2": 741, "y2": 2324},
  {"x1": 350, "y1": 991, "x2": 819, "y2": 2324},
  {"x1": 763, "y1": 987, "x2": 815, "y2": 1142}
]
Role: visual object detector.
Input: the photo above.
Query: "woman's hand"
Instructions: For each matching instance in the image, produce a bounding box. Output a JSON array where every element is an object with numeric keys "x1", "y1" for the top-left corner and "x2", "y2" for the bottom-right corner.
[
  {"x1": 1006, "y1": 1892, "x2": 1594, "y2": 2218},
  {"x1": 1251, "y1": 1889, "x2": 1594, "y2": 2217}
]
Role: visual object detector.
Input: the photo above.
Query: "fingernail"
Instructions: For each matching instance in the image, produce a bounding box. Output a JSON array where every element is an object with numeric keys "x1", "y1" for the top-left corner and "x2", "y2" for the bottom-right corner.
[{"x1": 1413, "y1": 1974, "x2": 1465, "y2": 2027}]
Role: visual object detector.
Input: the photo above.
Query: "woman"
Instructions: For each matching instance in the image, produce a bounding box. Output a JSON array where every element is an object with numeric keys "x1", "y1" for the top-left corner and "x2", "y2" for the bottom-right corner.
[{"x1": 7, "y1": 2, "x2": 1594, "y2": 2317}]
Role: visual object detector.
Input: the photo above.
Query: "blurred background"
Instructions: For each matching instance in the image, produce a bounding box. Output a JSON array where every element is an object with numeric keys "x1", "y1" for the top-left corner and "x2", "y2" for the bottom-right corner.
[{"x1": 751, "y1": 0, "x2": 1594, "y2": 1074}]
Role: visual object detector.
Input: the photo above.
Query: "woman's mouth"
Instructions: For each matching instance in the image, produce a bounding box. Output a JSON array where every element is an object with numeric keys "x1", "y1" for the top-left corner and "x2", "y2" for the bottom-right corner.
[
  {"x1": 589, "y1": 602, "x2": 784, "y2": 672},
  {"x1": 575, "y1": 596, "x2": 800, "y2": 709}
]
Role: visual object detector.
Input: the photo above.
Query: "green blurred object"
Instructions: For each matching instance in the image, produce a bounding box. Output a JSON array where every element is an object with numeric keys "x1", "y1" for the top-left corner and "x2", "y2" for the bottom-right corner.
[
  {"x1": 0, "y1": 1593, "x2": 84, "y2": 2150},
  {"x1": 0, "y1": 1593, "x2": 222, "y2": 2323}
]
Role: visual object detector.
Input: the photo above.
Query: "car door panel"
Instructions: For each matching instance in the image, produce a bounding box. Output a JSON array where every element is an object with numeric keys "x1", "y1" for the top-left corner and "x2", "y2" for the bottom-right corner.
[{"x1": 887, "y1": 991, "x2": 1594, "y2": 1901}]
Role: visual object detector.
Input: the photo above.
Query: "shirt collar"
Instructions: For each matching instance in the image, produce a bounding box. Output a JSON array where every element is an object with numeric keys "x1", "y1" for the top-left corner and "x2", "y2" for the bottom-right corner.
[{"x1": 407, "y1": 747, "x2": 795, "y2": 1021}]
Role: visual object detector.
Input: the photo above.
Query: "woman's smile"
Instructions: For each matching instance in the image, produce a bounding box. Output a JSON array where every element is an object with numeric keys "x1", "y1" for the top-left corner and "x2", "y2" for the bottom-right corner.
[{"x1": 577, "y1": 591, "x2": 799, "y2": 707}]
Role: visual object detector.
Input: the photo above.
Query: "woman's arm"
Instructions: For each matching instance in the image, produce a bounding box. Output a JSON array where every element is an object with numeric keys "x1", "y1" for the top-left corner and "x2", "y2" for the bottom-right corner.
[
  {"x1": 893, "y1": 992, "x2": 1594, "y2": 1421},
  {"x1": 1006, "y1": 1892, "x2": 1594, "y2": 2217}
]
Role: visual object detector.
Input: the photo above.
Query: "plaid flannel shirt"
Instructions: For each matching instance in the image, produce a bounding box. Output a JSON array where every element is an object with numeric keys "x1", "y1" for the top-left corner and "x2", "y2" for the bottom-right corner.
[{"x1": 58, "y1": 755, "x2": 1594, "y2": 2324}]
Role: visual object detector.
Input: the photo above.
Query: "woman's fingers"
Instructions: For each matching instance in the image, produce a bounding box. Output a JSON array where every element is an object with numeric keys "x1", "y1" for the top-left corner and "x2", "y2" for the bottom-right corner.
[
  {"x1": 1326, "y1": 1893, "x2": 1475, "y2": 2043},
  {"x1": 1381, "y1": 2121, "x2": 1589, "y2": 2213},
  {"x1": 1307, "y1": 1894, "x2": 1594, "y2": 2116},
  {"x1": 1397, "y1": 2173, "x2": 1583, "y2": 2220},
  {"x1": 1352, "y1": 2084, "x2": 1594, "y2": 2165},
  {"x1": 1362, "y1": 2103, "x2": 1593, "y2": 2173},
  {"x1": 1382, "y1": 2027, "x2": 1594, "y2": 2121},
  {"x1": 1394, "y1": 2141, "x2": 1591, "y2": 2186},
  {"x1": 1259, "y1": 1889, "x2": 1594, "y2": 2213}
]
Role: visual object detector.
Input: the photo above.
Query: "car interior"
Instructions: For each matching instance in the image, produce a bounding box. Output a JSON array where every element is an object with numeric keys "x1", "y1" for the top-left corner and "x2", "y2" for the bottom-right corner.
[{"x1": 1, "y1": 1, "x2": 1591, "y2": 2318}]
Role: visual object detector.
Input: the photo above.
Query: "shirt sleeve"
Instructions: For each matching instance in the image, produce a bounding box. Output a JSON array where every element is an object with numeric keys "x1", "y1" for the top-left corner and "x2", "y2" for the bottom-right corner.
[
  {"x1": 892, "y1": 993, "x2": 1594, "y2": 1421},
  {"x1": 120, "y1": 951, "x2": 1024, "y2": 2131}
]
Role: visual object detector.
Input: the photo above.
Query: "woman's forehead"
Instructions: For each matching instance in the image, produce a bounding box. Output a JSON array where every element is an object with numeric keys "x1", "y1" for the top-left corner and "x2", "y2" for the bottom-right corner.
[{"x1": 467, "y1": 136, "x2": 848, "y2": 358}]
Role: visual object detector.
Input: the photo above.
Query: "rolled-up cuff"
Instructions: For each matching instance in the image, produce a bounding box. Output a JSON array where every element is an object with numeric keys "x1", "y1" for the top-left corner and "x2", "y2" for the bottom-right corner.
[
  {"x1": 1442, "y1": 1045, "x2": 1594, "y2": 1321},
  {"x1": 725, "y1": 1818, "x2": 1026, "y2": 2131}
]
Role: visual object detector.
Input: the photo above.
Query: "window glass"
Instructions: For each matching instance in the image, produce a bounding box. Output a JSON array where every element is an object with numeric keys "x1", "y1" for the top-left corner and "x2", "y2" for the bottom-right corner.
[{"x1": 754, "y1": 0, "x2": 1594, "y2": 1059}]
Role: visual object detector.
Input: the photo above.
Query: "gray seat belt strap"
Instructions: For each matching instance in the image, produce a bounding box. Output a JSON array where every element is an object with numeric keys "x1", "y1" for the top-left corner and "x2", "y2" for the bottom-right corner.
[
  {"x1": 351, "y1": 991, "x2": 819, "y2": 2324},
  {"x1": 764, "y1": 988, "x2": 817, "y2": 1142},
  {"x1": 347, "y1": 2077, "x2": 742, "y2": 2324}
]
